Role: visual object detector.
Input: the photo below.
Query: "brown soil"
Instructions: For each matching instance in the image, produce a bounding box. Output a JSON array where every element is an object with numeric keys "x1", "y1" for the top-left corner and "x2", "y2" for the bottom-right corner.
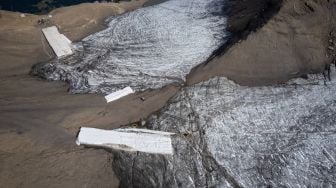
[
  {"x1": 0, "y1": 1, "x2": 179, "y2": 187},
  {"x1": 187, "y1": 0, "x2": 336, "y2": 86}
]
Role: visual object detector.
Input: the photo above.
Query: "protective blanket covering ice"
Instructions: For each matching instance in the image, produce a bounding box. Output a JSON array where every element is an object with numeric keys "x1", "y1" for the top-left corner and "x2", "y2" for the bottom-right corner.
[
  {"x1": 32, "y1": 0, "x2": 228, "y2": 94},
  {"x1": 42, "y1": 26, "x2": 73, "y2": 58},
  {"x1": 112, "y1": 69, "x2": 336, "y2": 188},
  {"x1": 105, "y1": 87, "x2": 134, "y2": 103},
  {"x1": 76, "y1": 127, "x2": 175, "y2": 155}
]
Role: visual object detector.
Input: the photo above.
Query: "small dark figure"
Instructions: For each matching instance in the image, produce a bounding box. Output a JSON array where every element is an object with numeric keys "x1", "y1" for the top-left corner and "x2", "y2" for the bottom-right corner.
[
  {"x1": 323, "y1": 63, "x2": 331, "y2": 85},
  {"x1": 140, "y1": 97, "x2": 146, "y2": 101},
  {"x1": 326, "y1": 63, "x2": 331, "y2": 81},
  {"x1": 300, "y1": 74, "x2": 308, "y2": 79},
  {"x1": 37, "y1": 19, "x2": 45, "y2": 25}
]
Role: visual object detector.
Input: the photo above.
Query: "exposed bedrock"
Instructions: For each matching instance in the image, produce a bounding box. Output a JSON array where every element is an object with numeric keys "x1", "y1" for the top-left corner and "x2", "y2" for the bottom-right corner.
[
  {"x1": 113, "y1": 68, "x2": 336, "y2": 188},
  {"x1": 31, "y1": 0, "x2": 229, "y2": 94}
]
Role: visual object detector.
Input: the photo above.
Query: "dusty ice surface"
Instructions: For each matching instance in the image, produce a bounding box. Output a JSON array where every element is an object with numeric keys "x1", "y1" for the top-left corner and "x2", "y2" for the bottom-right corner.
[
  {"x1": 33, "y1": 0, "x2": 228, "y2": 94},
  {"x1": 113, "y1": 69, "x2": 336, "y2": 187}
]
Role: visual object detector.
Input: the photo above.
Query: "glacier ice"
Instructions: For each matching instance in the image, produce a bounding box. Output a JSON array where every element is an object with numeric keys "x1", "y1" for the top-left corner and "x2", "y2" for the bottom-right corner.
[
  {"x1": 33, "y1": 0, "x2": 228, "y2": 94},
  {"x1": 113, "y1": 69, "x2": 336, "y2": 187}
]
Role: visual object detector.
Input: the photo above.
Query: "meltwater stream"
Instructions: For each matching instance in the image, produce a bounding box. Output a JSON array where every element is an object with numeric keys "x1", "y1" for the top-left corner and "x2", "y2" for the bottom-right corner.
[{"x1": 33, "y1": 0, "x2": 228, "y2": 94}]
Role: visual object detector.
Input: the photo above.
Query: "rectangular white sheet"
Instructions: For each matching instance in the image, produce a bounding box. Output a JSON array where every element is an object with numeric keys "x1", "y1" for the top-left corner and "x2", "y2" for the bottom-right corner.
[
  {"x1": 105, "y1": 87, "x2": 134, "y2": 103},
  {"x1": 42, "y1": 26, "x2": 73, "y2": 58},
  {"x1": 76, "y1": 127, "x2": 175, "y2": 155}
]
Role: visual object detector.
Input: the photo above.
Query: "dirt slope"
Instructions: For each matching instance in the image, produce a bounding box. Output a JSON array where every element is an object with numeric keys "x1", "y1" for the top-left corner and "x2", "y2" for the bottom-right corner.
[
  {"x1": 188, "y1": 0, "x2": 336, "y2": 86},
  {"x1": 0, "y1": 1, "x2": 179, "y2": 187}
]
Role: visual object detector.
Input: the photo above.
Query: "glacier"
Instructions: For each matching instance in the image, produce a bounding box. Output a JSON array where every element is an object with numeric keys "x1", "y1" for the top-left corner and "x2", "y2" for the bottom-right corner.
[
  {"x1": 113, "y1": 69, "x2": 336, "y2": 187},
  {"x1": 32, "y1": 0, "x2": 228, "y2": 94}
]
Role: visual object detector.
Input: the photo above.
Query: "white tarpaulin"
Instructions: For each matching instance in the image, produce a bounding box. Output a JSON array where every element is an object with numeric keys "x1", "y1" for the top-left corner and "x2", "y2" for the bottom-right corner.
[
  {"x1": 105, "y1": 87, "x2": 134, "y2": 103},
  {"x1": 42, "y1": 26, "x2": 73, "y2": 58},
  {"x1": 76, "y1": 127, "x2": 175, "y2": 155}
]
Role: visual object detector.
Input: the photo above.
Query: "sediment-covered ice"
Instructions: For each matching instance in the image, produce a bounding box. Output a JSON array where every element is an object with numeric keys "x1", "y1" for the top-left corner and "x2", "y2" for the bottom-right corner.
[
  {"x1": 113, "y1": 69, "x2": 336, "y2": 187},
  {"x1": 33, "y1": 0, "x2": 228, "y2": 94}
]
